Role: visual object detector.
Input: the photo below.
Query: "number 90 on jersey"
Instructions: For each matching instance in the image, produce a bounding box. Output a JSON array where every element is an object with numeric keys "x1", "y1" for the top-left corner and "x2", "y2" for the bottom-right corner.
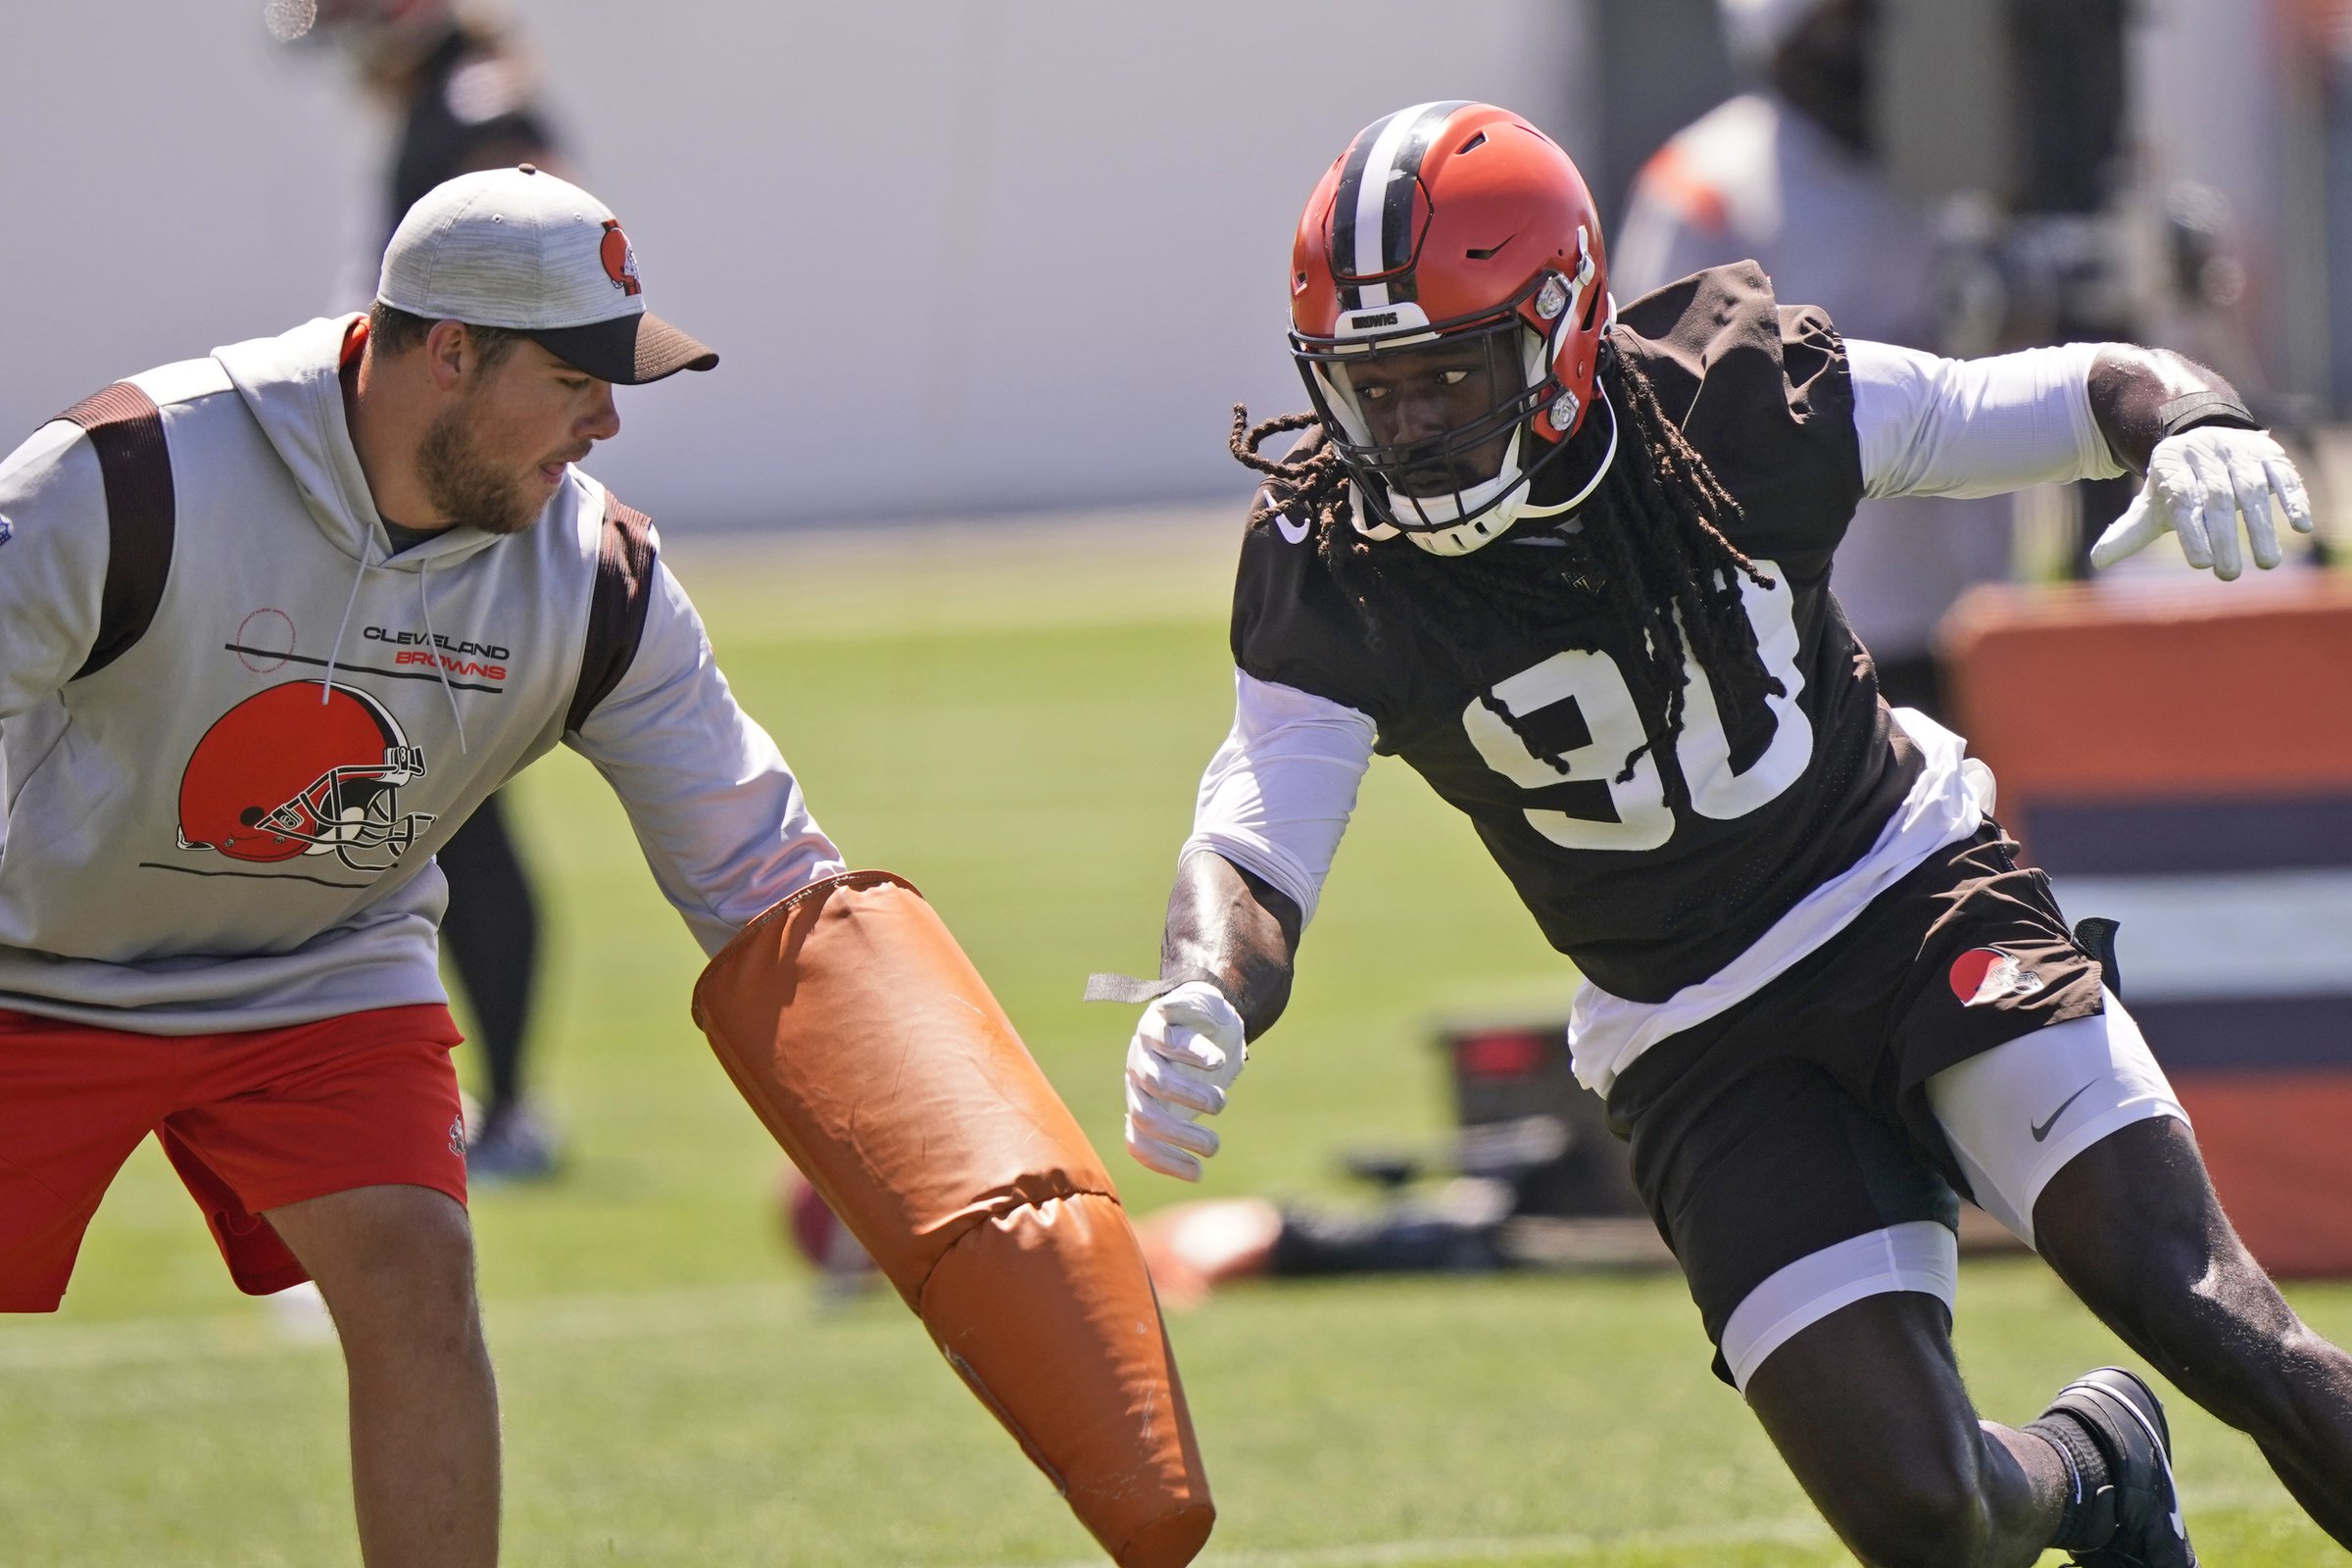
[{"x1": 1461, "y1": 564, "x2": 1814, "y2": 852}]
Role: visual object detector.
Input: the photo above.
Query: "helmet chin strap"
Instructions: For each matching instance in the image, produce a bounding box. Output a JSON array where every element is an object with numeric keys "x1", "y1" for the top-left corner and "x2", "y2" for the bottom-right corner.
[
  {"x1": 1373, "y1": 426, "x2": 1529, "y2": 554},
  {"x1": 1368, "y1": 384, "x2": 1620, "y2": 557},
  {"x1": 1511, "y1": 381, "x2": 1619, "y2": 521}
]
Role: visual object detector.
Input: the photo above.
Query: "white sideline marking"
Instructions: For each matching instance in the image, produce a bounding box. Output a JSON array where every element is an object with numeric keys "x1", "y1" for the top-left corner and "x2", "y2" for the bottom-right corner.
[{"x1": 0, "y1": 1281, "x2": 814, "y2": 1373}]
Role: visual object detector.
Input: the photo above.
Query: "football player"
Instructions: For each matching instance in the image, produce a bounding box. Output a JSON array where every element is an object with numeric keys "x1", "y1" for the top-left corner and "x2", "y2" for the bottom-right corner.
[{"x1": 1121, "y1": 101, "x2": 2351, "y2": 1566}]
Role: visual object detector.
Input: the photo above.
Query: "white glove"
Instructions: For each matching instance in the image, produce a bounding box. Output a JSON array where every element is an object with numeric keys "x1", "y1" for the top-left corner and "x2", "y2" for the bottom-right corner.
[
  {"x1": 2089, "y1": 426, "x2": 2313, "y2": 580},
  {"x1": 1123, "y1": 980, "x2": 1248, "y2": 1182}
]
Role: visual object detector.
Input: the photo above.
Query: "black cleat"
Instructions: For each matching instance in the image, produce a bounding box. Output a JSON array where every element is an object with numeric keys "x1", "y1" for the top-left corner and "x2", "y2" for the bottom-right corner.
[{"x1": 2041, "y1": 1367, "x2": 2197, "y2": 1568}]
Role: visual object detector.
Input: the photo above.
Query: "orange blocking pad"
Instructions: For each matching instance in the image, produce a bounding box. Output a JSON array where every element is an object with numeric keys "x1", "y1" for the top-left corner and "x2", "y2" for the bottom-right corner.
[
  {"x1": 692, "y1": 870, "x2": 1212, "y2": 1567},
  {"x1": 1940, "y1": 575, "x2": 2352, "y2": 806},
  {"x1": 927, "y1": 1193, "x2": 1210, "y2": 1568},
  {"x1": 1941, "y1": 575, "x2": 2352, "y2": 1276}
]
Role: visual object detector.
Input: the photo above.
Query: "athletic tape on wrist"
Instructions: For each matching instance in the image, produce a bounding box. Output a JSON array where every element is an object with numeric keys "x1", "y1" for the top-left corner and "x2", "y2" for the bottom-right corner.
[
  {"x1": 1085, "y1": 973, "x2": 1178, "y2": 1004},
  {"x1": 2155, "y1": 390, "x2": 2259, "y2": 441}
]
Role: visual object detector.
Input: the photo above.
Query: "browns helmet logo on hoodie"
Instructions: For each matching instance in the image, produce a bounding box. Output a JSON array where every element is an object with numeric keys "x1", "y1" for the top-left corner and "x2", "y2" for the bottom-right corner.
[{"x1": 177, "y1": 680, "x2": 435, "y2": 874}]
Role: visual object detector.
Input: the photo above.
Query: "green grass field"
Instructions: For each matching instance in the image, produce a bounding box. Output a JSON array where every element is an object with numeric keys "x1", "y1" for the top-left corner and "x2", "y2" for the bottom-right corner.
[{"x1": 7, "y1": 512, "x2": 2347, "y2": 1565}]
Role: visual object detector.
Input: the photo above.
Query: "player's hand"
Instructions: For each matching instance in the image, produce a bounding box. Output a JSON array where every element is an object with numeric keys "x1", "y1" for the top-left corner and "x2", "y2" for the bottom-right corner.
[
  {"x1": 2089, "y1": 427, "x2": 2313, "y2": 580},
  {"x1": 1123, "y1": 981, "x2": 1248, "y2": 1182}
]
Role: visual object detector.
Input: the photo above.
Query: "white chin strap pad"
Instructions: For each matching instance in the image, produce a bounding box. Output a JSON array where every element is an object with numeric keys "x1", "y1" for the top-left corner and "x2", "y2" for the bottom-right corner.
[
  {"x1": 1401, "y1": 503, "x2": 1522, "y2": 556},
  {"x1": 1371, "y1": 386, "x2": 1621, "y2": 558},
  {"x1": 1370, "y1": 430, "x2": 1530, "y2": 557}
]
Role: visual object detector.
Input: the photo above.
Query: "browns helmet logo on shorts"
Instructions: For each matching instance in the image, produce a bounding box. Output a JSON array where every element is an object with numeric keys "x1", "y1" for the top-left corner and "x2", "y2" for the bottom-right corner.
[
  {"x1": 1948, "y1": 947, "x2": 2047, "y2": 1007},
  {"x1": 176, "y1": 680, "x2": 435, "y2": 873},
  {"x1": 599, "y1": 219, "x2": 642, "y2": 297}
]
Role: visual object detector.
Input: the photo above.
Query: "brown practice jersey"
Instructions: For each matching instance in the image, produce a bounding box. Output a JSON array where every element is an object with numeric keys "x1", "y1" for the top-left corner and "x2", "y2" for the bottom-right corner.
[{"x1": 1230, "y1": 264, "x2": 1922, "y2": 1003}]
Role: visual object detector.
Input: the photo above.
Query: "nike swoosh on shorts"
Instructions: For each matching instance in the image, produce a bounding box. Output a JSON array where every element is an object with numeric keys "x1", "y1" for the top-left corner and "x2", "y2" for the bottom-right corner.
[{"x1": 2031, "y1": 1081, "x2": 2098, "y2": 1143}]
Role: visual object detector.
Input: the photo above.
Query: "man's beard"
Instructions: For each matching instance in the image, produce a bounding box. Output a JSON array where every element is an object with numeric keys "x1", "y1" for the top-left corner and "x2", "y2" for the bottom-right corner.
[{"x1": 416, "y1": 401, "x2": 544, "y2": 536}]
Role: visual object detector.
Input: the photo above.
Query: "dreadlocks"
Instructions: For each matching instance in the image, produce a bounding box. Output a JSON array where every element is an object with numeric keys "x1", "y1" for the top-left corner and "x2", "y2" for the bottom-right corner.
[
  {"x1": 1232, "y1": 408, "x2": 1352, "y2": 537},
  {"x1": 1229, "y1": 339, "x2": 1783, "y2": 786}
]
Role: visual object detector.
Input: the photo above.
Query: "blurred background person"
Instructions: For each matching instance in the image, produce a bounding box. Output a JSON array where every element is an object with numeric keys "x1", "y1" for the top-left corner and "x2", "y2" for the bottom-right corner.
[
  {"x1": 301, "y1": 0, "x2": 566, "y2": 1182},
  {"x1": 1612, "y1": 0, "x2": 2011, "y2": 715},
  {"x1": 1129, "y1": 1021, "x2": 1667, "y2": 1308}
]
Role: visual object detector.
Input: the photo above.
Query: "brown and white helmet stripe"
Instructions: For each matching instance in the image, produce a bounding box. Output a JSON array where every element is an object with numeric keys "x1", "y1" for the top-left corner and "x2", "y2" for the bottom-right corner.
[{"x1": 1327, "y1": 99, "x2": 1472, "y2": 313}]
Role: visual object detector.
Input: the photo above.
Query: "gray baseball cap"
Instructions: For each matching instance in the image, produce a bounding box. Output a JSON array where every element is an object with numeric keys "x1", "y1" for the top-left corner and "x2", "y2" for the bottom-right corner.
[{"x1": 376, "y1": 165, "x2": 718, "y2": 385}]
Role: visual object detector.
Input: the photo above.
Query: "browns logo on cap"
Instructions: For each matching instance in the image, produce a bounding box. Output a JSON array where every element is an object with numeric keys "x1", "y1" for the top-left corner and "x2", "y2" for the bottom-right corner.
[{"x1": 599, "y1": 220, "x2": 642, "y2": 298}]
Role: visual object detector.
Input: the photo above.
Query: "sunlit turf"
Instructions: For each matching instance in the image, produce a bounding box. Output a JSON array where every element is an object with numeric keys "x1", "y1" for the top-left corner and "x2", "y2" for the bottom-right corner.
[{"x1": 10, "y1": 514, "x2": 2348, "y2": 1564}]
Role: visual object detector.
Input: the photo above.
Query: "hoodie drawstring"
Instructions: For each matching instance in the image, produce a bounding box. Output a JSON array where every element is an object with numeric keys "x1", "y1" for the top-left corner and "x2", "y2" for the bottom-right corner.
[
  {"x1": 320, "y1": 538, "x2": 372, "y2": 703},
  {"x1": 320, "y1": 535, "x2": 467, "y2": 758},
  {"x1": 417, "y1": 556, "x2": 467, "y2": 755}
]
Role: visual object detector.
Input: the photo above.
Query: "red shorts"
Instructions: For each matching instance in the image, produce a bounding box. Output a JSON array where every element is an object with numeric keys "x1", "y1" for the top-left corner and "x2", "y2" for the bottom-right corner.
[{"x1": 0, "y1": 1004, "x2": 467, "y2": 1310}]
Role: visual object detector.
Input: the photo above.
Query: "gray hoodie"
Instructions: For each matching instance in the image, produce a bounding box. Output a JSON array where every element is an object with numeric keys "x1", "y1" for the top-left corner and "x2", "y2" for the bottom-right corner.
[{"x1": 0, "y1": 315, "x2": 842, "y2": 1032}]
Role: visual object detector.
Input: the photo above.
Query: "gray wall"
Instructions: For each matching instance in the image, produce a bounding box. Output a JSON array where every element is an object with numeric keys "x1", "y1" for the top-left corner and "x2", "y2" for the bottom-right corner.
[
  {"x1": 1589, "y1": 0, "x2": 1735, "y2": 231},
  {"x1": 1, "y1": 1, "x2": 1592, "y2": 529}
]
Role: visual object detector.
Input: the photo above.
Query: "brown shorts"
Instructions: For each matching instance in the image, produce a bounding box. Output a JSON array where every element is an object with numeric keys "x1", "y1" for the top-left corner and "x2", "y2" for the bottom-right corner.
[
  {"x1": 0, "y1": 1004, "x2": 467, "y2": 1309},
  {"x1": 1605, "y1": 826, "x2": 2105, "y2": 1381}
]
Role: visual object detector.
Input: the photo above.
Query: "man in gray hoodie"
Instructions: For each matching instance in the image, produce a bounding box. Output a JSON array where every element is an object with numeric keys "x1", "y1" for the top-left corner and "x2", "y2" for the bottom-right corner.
[{"x1": 0, "y1": 167, "x2": 841, "y2": 1565}]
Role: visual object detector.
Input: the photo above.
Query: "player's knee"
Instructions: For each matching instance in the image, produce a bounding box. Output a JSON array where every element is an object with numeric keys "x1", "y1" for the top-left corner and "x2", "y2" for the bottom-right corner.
[
  {"x1": 1827, "y1": 1446, "x2": 1998, "y2": 1568},
  {"x1": 294, "y1": 1190, "x2": 483, "y2": 1351},
  {"x1": 2162, "y1": 1309, "x2": 2347, "y2": 1441},
  {"x1": 372, "y1": 1208, "x2": 477, "y2": 1318},
  {"x1": 2089, "y1": 1228, "x2": 2302, "y2": 1400}
]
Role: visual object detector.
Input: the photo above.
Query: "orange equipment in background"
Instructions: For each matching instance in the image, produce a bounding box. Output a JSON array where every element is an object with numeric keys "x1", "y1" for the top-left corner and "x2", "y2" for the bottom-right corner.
[
  {"x1": 1941, "y1": 573, "x2": 2352, "y2": 1276},
  {"x1": 694, "y1": 871, "x2": 1213, "y2": 1568}
]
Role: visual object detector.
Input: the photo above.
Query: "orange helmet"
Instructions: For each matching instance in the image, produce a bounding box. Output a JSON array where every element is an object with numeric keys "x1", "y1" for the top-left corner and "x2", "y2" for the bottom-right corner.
[{"x1": 1291, "y1": 102, "x2": 1617, "y2": 556}]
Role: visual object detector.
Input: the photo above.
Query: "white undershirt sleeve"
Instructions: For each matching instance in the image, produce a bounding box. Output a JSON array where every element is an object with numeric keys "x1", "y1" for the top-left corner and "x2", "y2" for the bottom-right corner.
[
  {"x1": 1179, "y1": 670, "x2": 1377, "y2": 929},
  {"x1": 1848, "y1": 338, "x2": 2127, "y2": 500}
]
